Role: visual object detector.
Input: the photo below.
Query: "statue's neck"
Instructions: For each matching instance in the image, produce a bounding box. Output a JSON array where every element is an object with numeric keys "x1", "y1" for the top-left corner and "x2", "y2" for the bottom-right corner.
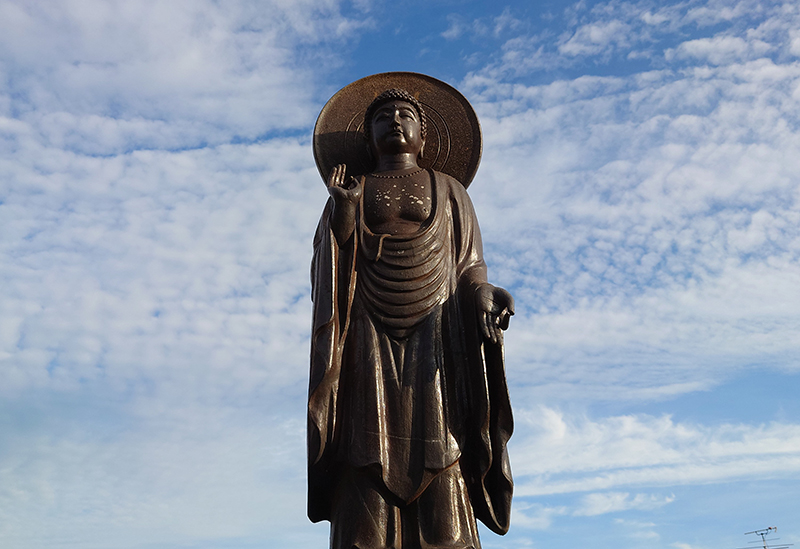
[{"x1": 374, "y1": 153, "x2": 419, "y2": 173}]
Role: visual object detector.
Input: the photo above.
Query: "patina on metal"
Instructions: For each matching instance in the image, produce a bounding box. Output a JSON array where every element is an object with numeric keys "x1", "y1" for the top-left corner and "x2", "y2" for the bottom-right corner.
[{"x1": 309, "y1": 72, "x2": 514, "y2": 549}]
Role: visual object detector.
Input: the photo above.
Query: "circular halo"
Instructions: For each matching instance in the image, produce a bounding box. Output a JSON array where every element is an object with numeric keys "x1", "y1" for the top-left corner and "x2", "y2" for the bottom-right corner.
[{"x1": 313, "y1": 72, "x2": 482, "y2": 188}]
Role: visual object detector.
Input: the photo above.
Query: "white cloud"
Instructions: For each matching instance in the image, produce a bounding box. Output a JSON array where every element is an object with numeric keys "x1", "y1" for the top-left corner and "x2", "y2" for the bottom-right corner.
[
  {"x1": 559, "y1": 19, "x2": 632, "y2": 57},
  {"x1": 493, "y1": 7, "x2": 525, "y2": 38},
  {"x1": 0, "y1": 0, "x2": 370, "y2": 152},
  {"x1": 470, "y1": 0, "x2": 797, "y2": 79},
  {"x1": 0, "y1": 3, "x2": 360, "y2": 545},
  {"x1": 3, "y1": 1, "x2": 800, "y2": 548},
  {"x1": 791, "y1": 31, "x2": 800, "y2": 56},
  {"x1": 441, "y1": 8, "x2": 525, "y2": 42},
  {"x1": 512, "y1": 501, "x2": 568, "y2": 529},
  {"x1": 0, "y1": 137, "x2": 324, "y2": 400},
  {"x1": 574, "y1": 491, "x2": 675, "y2": 516},
  {"x1": 685, "y1": 0, "x2": 755, "y2": 26},
  {"x1": 511, "y1": 407, "x2": 800, "y2": 496},
  {"x1": 0, "y1": 402, "x2": 323, "y2": 548},
  {"x1": 458, "y1": 5, "x2": 800, "y2": 399},
  {"x1": 667, "y1": 36, "x2": 772, "y2": 64},
  {"x1": 441, "y1": 15, "x2": 466, "y2": 40}
]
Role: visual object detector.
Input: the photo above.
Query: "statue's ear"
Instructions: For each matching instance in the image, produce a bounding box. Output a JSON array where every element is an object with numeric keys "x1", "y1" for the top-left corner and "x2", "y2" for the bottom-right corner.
[
  {"x1": 419, "y1": 139, "x2": 425, "y2": 160},
  {"x1": 365, "y1": 139, "x2": 375, "y2": 166}
]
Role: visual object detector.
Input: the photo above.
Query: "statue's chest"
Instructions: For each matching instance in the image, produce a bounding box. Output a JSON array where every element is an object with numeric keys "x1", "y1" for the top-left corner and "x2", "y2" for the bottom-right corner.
[{"x1": 363, "y1": 173, "x2": 433, "y2": 233}]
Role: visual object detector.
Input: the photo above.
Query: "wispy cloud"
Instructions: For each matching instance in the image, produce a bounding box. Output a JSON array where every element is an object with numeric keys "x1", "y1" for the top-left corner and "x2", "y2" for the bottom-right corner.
[
  {"x1": 2, "y1": 1, "x2": 800, "y2": 548},
  {"x1": 458, "y1": 1, "x2": 800, "y2": 402},
  {"x1": 442, "y1": 8, "x2": 527, "y2": 41},
  {"x1": 574, "y1": 491, "x2": 675, "y2": 515},
  {"x1": 512, "y1": 501, "x2": 568, "y2": 529},
  {"x1": 1, "y1": 139, "x2": 324, "y2": 398},
  {"x1": 468, "y1": 0, "x2": 797, "y2": 77},
  {"x1": 512, "y1": 407, "x2": 800, "y2": 496},
  {"x1": 559, "y1": 19, "x2": 633, "y2": 57},
  {"x1": 0, "y1": 5, "x2": 365, "y2": 547},
  {"x1": 666, "y1": 35, "x2": 773, "y2": 64},
  {"x1": 0, "y1": 0, "x2": 370, "y2": 153},
  {"x1": 0, "y1": 401, "x2": 317, "y2": 548}
]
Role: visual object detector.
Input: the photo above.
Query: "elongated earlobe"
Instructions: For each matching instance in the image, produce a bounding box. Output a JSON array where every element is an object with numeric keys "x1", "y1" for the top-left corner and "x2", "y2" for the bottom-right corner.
[
  {"x1": 419, "y1": 140, "x2": 425, "y2": 160},
  {"x1": 365, "y1": 142, "x2": 375, "y2": 169}
]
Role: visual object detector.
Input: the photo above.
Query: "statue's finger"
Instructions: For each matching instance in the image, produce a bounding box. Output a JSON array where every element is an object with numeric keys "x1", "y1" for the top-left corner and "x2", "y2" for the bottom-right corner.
[
  {"x1": 327, "y1": 165, "x2": 341, "y2": 187},
  {"x1": 492, "y1": 288, "x2": 514, "y2": 316},
  {"x1": 480, "y1": 311, "x2": 492, "y2": 341},
  {"x1": 499, "y1": 309, "x2": 511, "y2": 330}
]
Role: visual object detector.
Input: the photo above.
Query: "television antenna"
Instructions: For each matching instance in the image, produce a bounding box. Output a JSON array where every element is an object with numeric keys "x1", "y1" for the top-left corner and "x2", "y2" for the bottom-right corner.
[{"x1": 734, "y1": 527, "x2": 793, "y2": 549}]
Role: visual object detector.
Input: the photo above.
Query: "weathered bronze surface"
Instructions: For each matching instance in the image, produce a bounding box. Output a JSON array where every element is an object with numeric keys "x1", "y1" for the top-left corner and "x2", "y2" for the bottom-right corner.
[
  {"x1": 314, "y1": 72, "x2": 482, "y2": 187},
  {"x1": 309, "y1": 72, "x2": 514, "y2": 549}
]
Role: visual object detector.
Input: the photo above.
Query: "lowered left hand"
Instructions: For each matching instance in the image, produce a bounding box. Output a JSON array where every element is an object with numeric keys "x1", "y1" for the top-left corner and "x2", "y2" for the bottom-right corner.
[{"x1": 475, "y1": 283, "x2": 514, "y2": 344}]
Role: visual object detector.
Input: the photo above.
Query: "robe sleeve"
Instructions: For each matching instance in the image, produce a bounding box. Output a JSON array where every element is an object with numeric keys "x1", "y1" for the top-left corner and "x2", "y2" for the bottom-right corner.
[
  {"x1": 307, "y1": 198, "x2": 356, "y2": 523},
  {"x1": 446, "y1": 174, "x2": 514, "y2": 535}
]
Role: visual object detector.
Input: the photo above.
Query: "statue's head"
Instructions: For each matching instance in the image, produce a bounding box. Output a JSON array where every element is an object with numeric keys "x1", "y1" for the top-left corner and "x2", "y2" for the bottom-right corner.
[{"x1": 364, "y1": 89, "x2": 427, "y2": 160}]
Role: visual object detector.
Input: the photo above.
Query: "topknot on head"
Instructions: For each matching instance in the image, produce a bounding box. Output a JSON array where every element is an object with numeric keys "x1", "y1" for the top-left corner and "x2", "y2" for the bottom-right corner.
[{"x1": 364, "y1": 88, "x2": 427, "y2": 143}]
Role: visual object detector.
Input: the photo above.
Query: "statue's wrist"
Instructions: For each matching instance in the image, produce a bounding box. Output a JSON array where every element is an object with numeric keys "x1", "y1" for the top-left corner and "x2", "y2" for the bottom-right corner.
[
  {"x1": 474, "y1": 282, "x2": 493, "y2": 295},
  {"x1": 331, "y1": 198, "x2": 356, "y2": 218}
]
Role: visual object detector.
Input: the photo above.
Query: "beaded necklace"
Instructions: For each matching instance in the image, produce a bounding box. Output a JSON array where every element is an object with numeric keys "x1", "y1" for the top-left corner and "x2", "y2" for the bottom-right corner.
[{"x1": 370, "y1": 167, "x2": 424, "y2": 179}]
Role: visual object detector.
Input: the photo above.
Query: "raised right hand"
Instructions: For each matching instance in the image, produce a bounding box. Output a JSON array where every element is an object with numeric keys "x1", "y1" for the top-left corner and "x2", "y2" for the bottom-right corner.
[{"x1": 327, "y1": 164, "x2": 362, "y2": 205}]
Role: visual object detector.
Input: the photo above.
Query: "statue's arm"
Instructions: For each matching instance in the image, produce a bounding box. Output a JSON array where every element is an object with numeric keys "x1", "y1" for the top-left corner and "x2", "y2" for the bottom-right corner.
[
  {"x1": 449, "y1": 176, "x2": 514, "y2": 343},
  {"x1": 326, "y1": 164, "x2": 361, "y2": 246}
]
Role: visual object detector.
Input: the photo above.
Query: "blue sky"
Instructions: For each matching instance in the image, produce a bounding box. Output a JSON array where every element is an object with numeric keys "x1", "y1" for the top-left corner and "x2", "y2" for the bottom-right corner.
[{"x1": 1, "y1": 0, "x2": 799, "y2": 548}]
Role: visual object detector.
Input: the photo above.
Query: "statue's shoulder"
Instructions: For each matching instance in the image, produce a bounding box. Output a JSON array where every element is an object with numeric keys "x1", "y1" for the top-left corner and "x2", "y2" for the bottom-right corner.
[{"x1": 431, "y1": 169, "x2": 469, "y2": 198}]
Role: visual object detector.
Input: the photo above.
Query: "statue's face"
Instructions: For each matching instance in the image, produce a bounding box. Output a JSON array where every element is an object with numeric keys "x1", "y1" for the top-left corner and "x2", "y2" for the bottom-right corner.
[{"x1": 369, "y1": 100, "x2": 424, "y2": 157}]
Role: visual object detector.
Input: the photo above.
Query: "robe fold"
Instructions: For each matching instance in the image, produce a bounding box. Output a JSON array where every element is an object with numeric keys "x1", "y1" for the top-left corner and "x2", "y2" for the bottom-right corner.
[{"x1": 308, "y1": 169, "x2": 513, "y2": 535}]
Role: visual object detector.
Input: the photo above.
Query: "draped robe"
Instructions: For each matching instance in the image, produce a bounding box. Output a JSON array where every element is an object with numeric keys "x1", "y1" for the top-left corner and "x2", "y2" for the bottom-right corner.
[{"x1": 308, "y1": 169, "x2": 513, "y2": 535}]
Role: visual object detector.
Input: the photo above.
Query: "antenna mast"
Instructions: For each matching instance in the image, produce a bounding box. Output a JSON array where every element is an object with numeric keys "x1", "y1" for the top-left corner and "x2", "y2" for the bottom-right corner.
[{"x1": 739, "y1": 527, "x2": 793, "y2": 549}]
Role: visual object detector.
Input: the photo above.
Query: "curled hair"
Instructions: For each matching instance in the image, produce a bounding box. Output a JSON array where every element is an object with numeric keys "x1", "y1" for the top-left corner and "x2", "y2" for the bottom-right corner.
[{"x1": 363, "y1": 88, "x2": 427, "y2": 143}]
